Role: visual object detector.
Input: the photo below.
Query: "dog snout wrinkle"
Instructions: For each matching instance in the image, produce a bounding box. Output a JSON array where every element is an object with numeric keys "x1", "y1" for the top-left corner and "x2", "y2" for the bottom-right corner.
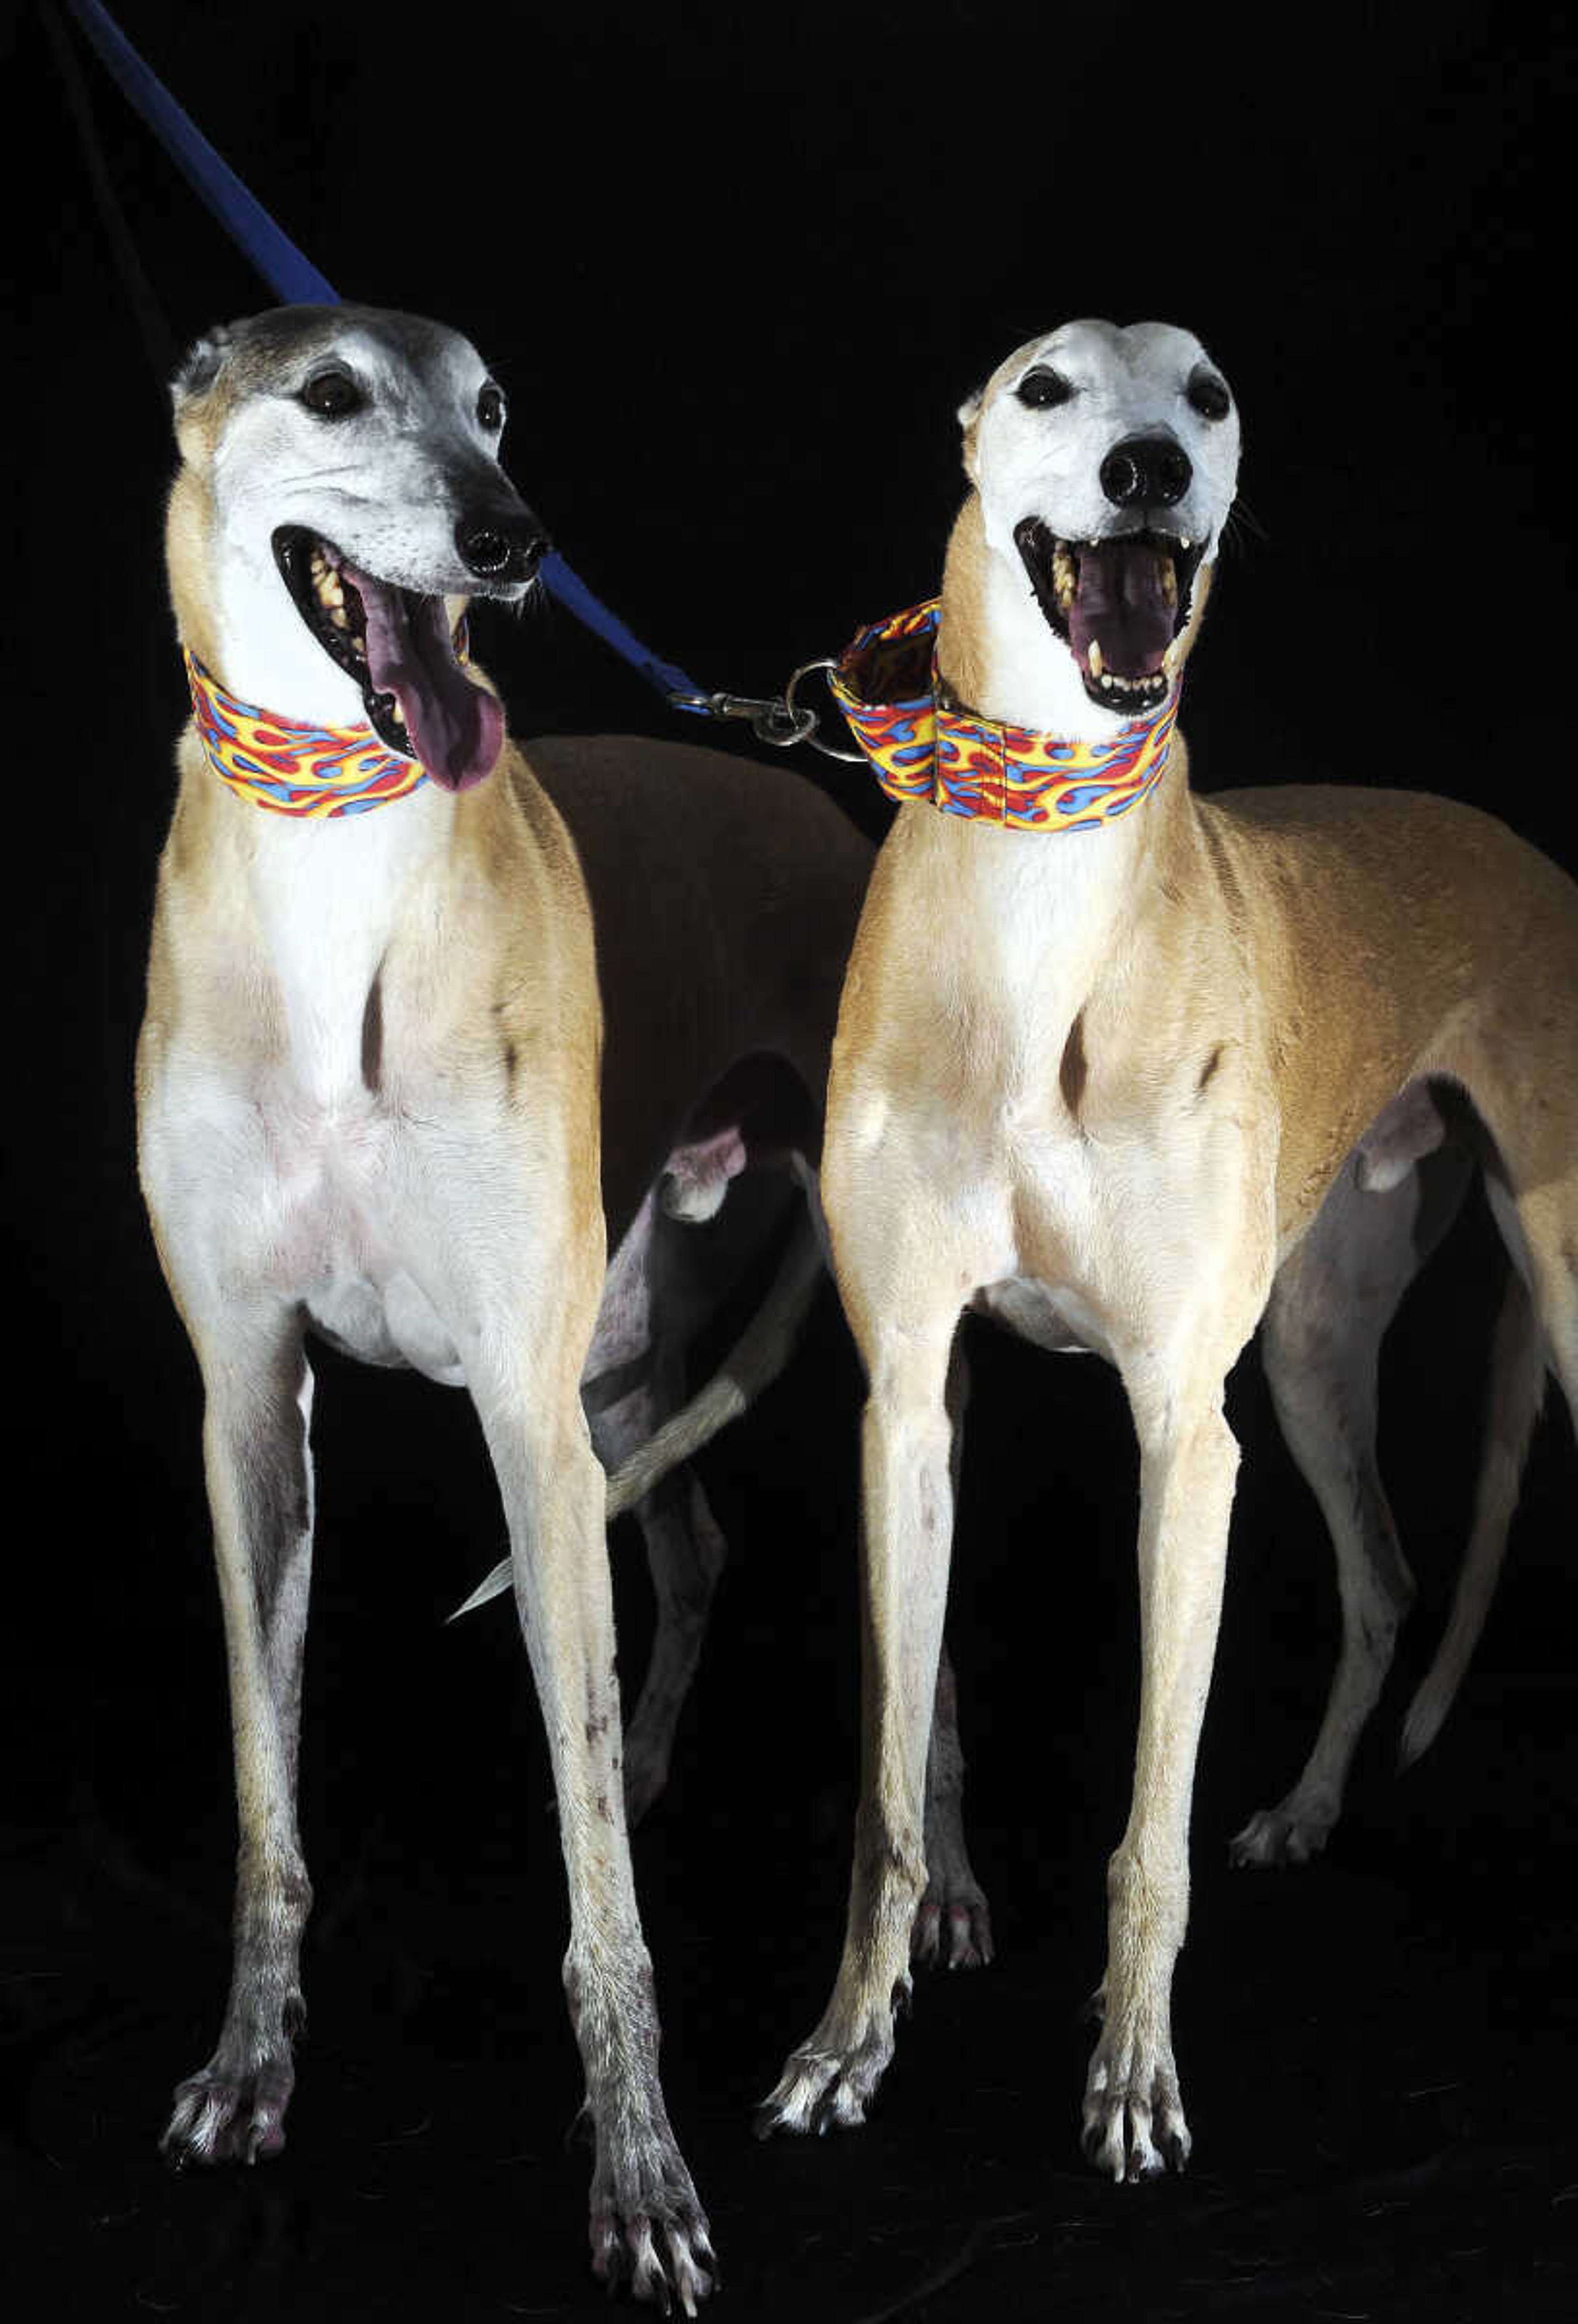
[{"x1": 1100, "y1": 435, "x2": 1192, "y2": 510}]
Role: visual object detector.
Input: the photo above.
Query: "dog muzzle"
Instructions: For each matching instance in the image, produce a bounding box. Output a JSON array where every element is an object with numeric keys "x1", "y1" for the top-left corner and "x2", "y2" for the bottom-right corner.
[
  {"x1": 183, "y1": 629, "x2": 471, "y2": 819},
  {"x1": 831, "y1": 599, "x2": 1177, "y2": 833}
]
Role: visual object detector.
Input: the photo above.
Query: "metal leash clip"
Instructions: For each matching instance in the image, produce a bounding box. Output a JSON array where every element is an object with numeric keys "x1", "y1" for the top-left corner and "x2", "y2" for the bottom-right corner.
[
  {"x1": 670, "y1": 658, "x2": 865, "y2": 763},
  {"x1": 670, "y1": 686, "x2": 819, "y2": 749}
]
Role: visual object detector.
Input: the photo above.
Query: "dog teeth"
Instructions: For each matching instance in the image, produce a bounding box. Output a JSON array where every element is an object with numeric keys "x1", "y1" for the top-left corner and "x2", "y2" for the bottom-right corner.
[
  {"x1": 1087, "y1": 640, "x2": 1105, "y2": 677},
  {"x1": 1053, "y1": 545, "x2": 1077, "y2": 610},
  {"x1": 306, "y1": 540, "x2": 353, "y2": 627},
  {"x1": 1093, "y1": 666, "x2": 1167, "y2": 700}
]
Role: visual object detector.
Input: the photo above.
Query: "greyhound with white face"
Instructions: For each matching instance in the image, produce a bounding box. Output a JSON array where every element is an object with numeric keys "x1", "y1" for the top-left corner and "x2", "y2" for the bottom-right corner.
[
  {"x1": 137, "y1": 302, "x2": 879, "y2": 2310},
  {"x1": 758, "y1": 318, "x2": 1578, "y2": 2179}
]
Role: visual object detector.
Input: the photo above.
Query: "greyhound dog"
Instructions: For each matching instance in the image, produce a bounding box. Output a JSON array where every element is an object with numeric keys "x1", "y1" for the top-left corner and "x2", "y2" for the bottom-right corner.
[
  {"x1": 758, "y1": 318, "x2": 1578, "y2": 2182},
  {"x1": 137, "y1": 300, "x2": 879, "y2": 2310}
]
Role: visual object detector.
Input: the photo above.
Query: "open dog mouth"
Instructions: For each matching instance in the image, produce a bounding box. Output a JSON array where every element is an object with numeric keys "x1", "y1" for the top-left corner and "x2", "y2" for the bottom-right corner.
[
  {"x1": 1014, "y1": 520, "x2": 1206, "y2": 714},
  {"x1": 272, "y1": 526, "x2": 504, "y2": 791}
]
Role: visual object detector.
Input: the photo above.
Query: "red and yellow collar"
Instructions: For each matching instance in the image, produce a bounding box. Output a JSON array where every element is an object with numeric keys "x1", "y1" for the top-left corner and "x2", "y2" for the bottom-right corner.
[
  {"x1": 183, "y1": 636, "x2": 466, "y2": 819},
  {"x1": 831, "y1": 598, "x2": 1177, "y2": 832}
]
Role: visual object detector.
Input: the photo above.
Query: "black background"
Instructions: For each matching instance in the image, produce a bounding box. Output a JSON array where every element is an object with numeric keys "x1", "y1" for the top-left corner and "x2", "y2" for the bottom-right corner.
[{"x1": 5, "y1": 1, "x2": 1578, "y2": 2317}]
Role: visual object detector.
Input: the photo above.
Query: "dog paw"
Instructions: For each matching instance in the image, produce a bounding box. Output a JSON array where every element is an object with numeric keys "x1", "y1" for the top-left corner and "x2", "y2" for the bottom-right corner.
[
  {"x1": 160, "y1": 2045, "x2": 298, "y2": 2167},
  {"x1": 590, "y1": 2200, "x2": 716, "y2": 2315},
  {"x1": 754, "y1": 2005, "x2": 900, "y2": 2139},
  {"x1": 911, "y1": 1876, "x2": 994, "y2": 1971},
  {"x1": 1081, "y1": 2019, "x2": 1190, "y2": 2184},
  {"x1": 1228, "y1": 1801, "x2": 1334, "y2": 1869},
  {"x1": 588, "y1": 2130, "x2": 716, "y2": 2315}
]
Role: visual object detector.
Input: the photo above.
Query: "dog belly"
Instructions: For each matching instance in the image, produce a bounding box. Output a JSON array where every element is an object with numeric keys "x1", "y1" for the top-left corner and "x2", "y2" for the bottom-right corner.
[
  {"x1": 153, "y1": 1062, "x2": 741, "y2": 1398},
  {"x1": 973, "y1": 1273, "x2": 1107, "y2": 1357},
  {"x1": 307, "y1": 1268, "x2": 466, "y2": 1385},
  {"x1": 304, "y1": 1161, "x2": 720, "y2": 1400}
]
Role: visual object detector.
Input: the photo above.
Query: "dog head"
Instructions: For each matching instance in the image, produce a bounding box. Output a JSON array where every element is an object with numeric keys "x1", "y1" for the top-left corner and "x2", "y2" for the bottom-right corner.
[
  {"x1": 168, "y1": 303, "x2": 550, "y2": 790},
  {"x1": 955, "y1": 320, "x2": 1240, "y2": 724}
]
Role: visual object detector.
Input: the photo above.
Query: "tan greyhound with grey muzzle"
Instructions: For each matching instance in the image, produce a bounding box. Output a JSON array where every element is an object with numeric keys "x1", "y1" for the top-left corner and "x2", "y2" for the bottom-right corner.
[
  {"x1": 136, "y1": 300, "x2": 880, "y2": 2311},
  {"x1": 758, "y1": 318, "x2": 1578, "y2": 2181}
]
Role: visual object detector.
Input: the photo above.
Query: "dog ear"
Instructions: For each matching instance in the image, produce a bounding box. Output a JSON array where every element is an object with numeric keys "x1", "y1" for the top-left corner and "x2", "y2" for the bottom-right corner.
[
  {"x1": 957, "y1": 383, "x2": 985, "y2": 480},
  {"x1": 171, "y1": 328, "x2": 232, "y2": 410}
]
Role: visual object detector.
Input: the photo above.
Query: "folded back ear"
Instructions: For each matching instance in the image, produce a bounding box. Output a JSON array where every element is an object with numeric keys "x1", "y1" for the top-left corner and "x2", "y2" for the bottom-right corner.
[
  {"x1": 171, "y1": 328, "x2": 232, "y2": 410},
  {"x1": 957, "y1": 382, "x2": 985, "y2": 480},
  {"x1": 169, "y1": 327, "x2": 237, "y2": 463}
]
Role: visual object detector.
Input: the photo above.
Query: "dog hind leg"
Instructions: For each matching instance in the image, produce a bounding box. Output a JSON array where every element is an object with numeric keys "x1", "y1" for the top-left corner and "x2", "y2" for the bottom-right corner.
[
  {"x1": 625, "y1": 1467, "x2": 729, "y2": 1827},
  {"x1": 162, "y1": 1308, "x2": 315, "y2": 2167},
  {"x1": 1399, "y1": 1162, "x2": 1577, "y2": 1772},
  {"x1": 1400, "y1": 1260, "x2": 1543, "y2": 1764},
  {"x1": 914, "y1": 1640, "x2": 994, "y2": 1969},
  {"x1": 587, "y1": 1195, "x2": 732, "y2": 1829},
  {"x1": 1230, "y1": 1152, "x2": 1469, "y2": 1866},
  {"x1": 604, "y1": 1419, "x2": 729, "y2": 1831}
]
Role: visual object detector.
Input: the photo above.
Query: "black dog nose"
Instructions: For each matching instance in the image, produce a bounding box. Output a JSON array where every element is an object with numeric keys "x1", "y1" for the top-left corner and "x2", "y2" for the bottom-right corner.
[
  {"x1": 1099, "y1": 435, "x2": 1192, "y2": 510},
  {"x1": 456, "y1": 508, "x2": 552, "y2": 583}
]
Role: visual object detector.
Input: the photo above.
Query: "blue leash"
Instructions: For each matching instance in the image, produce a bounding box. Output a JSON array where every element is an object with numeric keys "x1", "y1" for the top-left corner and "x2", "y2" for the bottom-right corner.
[{"x1": 59, "y1": 0, "x2": 713, "y2": 714}]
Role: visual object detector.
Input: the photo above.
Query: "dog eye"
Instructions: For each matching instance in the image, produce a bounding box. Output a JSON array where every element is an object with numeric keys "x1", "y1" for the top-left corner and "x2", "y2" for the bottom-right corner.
[
  {"x1": 477, "y1": 383, "x2": 505, "y2": 432},
  {"x1": 1016, "y1": 368, "x2": 1074, "y2": 410},
  {"x1": 300, "y1": 370, "x2": 362, "y2": 419},
  {"x1": 1186, "y1": 371, "x2": 1231, "y2": 422}
]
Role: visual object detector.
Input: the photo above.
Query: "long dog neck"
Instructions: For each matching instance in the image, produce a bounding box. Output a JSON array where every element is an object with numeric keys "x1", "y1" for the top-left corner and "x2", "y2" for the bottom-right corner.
[
  {"x1": 159, "y1": 470, "x2": 518, "y2": 1103},
  {"x1": 922, "y1": 496, "x2": 1209, "y2": 1031}
]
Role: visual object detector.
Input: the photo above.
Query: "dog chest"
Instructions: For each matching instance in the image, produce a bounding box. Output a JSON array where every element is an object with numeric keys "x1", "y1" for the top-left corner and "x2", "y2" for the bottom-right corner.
[{"x1": 140, "y1": 1040, "x2": 478, "y2": 1377}]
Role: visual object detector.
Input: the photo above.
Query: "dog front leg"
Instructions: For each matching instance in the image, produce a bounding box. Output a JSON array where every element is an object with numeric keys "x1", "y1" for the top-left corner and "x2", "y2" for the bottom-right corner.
[
  {"x1": 914, "y1": 1339, "x2": 992, "y2": 1971},
  {"x1": 162, "y1": 1305, "x2": 314, "y2": 2167},
  {"x1": 477, "y1": 1379, "x2": 715, "y2": 2312},
  {"x1": 760, "y1": 1310, "x2": 959, "y2": 2133},
  {"x1": 1083, "y1": 1393, "x2": 1239, "y2": 2182}
]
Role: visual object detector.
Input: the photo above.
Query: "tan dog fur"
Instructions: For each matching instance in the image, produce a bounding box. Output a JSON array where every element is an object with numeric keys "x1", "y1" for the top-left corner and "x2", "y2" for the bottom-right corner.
[
  {"x1": 761, "y1": 319, "x2": 1578, "y2": 2179},
  {"x1": 136, "y1": 303, "x2": 873, "y2": 2309}
]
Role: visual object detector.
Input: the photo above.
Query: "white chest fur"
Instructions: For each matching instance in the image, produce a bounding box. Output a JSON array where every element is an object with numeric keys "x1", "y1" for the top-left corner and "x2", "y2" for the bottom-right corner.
[
  {"x1": 880, "y1": 767, "x2": 1239, "y2": 1365},
  {"x1": 143, "y1": 792, "x2": 482, "y2": 1383}
]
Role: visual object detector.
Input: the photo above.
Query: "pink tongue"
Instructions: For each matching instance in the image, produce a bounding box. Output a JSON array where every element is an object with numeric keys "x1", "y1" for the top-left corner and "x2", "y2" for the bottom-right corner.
[
  {"x1": 1066, "y1": 541, "x2": 1175, "y2": 679},
  {"x1": 347, "y1": 565, "x2": 503, "y2": 792}
]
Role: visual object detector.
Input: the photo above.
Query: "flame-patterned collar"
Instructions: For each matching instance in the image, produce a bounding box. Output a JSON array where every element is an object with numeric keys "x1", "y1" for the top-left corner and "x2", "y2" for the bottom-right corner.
[
  {"x1": 831, "y1": 598, "x2": 1178, "y2": 833},
  {"x1": 182, "y1": 639, "x2": 465, "y2": 819}
]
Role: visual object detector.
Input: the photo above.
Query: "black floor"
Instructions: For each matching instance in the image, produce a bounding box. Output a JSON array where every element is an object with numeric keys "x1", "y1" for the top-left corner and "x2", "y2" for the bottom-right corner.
[
  {"x1": 7, "y1": 8, "x2": 1577, "y2": 2316},
  {"x1": 7, "y1": 1192, "x2": 1578, "y2": 2322}
]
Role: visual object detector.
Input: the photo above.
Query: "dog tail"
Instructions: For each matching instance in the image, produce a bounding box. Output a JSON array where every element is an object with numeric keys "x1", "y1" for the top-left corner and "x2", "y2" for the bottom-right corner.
[
  {"x1": 602, "y1": 1201, "x2": 826, "y2": 1513},
  {"x1": 447, "y1": 1201, "x2": 825, "y2": 1623},
  {"x1": 1398, "y1": 1264, "x2": 1546, "y2": 1768}
]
